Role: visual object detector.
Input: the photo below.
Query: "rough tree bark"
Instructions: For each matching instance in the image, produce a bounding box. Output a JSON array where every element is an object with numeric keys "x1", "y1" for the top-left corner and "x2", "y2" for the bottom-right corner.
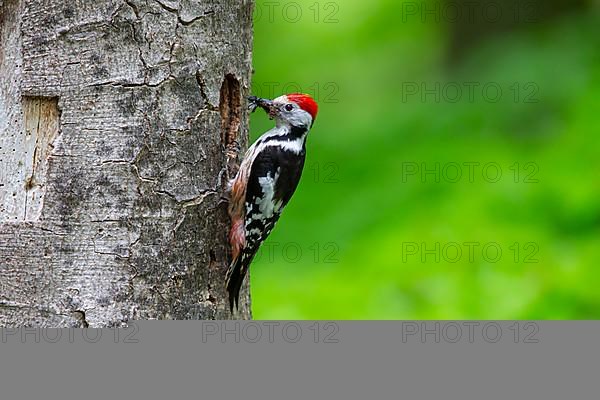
[{"x1": 0, "y1": 0, "x2": 254, "y2": 326}]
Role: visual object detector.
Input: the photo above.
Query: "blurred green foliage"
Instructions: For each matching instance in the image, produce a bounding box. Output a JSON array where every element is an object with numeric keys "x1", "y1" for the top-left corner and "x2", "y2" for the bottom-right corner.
[{"x1": 249, "y1": 0, "x2": 600, "y2": 319}]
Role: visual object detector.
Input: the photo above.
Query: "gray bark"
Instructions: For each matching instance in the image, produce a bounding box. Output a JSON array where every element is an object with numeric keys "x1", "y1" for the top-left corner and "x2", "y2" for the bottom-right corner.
[{"x1": 0, "y1": 0, "x2": 253, "y2": 326}]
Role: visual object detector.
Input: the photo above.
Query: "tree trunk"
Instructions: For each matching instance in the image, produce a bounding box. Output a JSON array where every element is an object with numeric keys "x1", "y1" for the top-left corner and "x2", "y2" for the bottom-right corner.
[{"x1": 0, "y1": 0, "x2": 254, "y2": 326}]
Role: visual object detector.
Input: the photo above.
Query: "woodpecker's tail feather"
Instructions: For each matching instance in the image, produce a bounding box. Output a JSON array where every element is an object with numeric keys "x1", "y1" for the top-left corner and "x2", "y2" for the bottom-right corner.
[{"x1": 226, "y1": 256, "x2": 246, "y2": 313}]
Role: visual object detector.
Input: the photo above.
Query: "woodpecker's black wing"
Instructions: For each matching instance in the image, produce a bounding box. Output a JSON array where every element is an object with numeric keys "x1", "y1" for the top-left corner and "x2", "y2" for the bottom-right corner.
[{"x1": 227, "y1": 144, "x2": 306, "y2": 310}]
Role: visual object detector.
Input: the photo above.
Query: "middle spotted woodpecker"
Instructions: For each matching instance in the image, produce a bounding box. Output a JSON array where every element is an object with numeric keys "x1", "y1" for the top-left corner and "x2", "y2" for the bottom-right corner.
[{"x1": 226, "y1": 93, "x2": 319, "y2": 311}]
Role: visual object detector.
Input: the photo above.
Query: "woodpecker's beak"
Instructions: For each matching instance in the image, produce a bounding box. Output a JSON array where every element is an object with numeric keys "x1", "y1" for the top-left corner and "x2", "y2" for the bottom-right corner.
[{"x1": 248, "y1": 96, "x2": 277, "y2": 119}]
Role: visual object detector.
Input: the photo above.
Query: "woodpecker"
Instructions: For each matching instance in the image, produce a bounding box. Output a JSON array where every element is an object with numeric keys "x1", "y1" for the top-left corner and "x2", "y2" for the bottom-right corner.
[{"x1": 226, "y1": 93, "x2": 319, "y2": 311}]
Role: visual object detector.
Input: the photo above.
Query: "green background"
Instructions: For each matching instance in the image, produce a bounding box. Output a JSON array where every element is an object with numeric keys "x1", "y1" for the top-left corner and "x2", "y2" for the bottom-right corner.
[{"x1": 248, "y1": 0, "x2": 600, "y2": 319}]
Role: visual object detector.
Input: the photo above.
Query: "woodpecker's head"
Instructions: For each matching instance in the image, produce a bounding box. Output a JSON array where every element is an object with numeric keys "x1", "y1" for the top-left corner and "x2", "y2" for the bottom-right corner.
[{"x1": 249, "y1": 93, "x2": 318, "y2": 129}]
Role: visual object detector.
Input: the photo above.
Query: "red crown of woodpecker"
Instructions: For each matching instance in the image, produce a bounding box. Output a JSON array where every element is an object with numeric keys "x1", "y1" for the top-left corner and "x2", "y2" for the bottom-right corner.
[{"x1": 286, "y1": 93, "x2": 319, "y2": 121}]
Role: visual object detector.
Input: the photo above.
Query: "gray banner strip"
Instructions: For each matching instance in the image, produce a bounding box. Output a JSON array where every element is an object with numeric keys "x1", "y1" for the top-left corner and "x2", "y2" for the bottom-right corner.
[{"x1": 1, "y1": 321, "x2": 598, "y2": 400}]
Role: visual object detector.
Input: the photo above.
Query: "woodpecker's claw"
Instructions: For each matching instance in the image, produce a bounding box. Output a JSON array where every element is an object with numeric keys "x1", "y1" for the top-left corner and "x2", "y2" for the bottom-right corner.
[{"x1": 218, "y1": 196, "x2": 229, "y2": 207}]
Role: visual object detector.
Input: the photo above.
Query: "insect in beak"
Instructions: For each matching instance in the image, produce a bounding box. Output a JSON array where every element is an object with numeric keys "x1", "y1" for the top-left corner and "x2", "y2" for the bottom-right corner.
[{"x1": 248, "y1": 96, "x2": 276, "y2": 119}]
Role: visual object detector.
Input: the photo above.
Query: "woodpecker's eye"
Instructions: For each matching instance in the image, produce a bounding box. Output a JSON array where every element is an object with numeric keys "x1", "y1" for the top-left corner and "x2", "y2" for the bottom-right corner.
[{"x1": 285, "y1": 104, "x2": 294, "y2": 112}]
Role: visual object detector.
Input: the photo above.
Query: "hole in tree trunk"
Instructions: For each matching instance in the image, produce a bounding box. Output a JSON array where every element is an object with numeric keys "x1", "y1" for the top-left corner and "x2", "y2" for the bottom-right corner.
[
  {"x1": 22, "y1": 96, "x2": 60, "y2": 220},
  {"x1": 0, "y1": 96, "x2": 60, "y2": 222},
  {"x1": 219, "y1": 74, "x2": 241, "y2": 149}
]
